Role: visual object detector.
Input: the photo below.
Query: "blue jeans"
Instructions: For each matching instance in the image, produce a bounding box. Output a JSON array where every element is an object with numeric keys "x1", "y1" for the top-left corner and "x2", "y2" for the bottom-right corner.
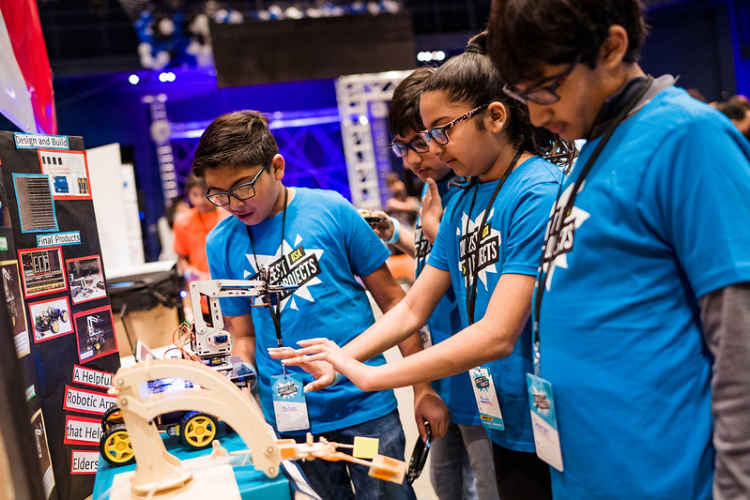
[
  {"x1": 287, "y1": 410, "x2": 417, "y2": 500},
  {"x1": 430, "y1": 423, "x2": 499, "y2": 500}
]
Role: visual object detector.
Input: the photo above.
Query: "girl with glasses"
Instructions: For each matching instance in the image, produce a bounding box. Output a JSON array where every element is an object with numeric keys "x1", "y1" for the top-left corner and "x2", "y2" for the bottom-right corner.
[{"x1": 271, "y1": 32, "x2": 572, "y2": 500}]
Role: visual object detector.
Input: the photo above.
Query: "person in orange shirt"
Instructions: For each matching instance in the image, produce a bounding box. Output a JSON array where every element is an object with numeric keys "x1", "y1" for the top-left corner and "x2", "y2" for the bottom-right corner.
[{"x1": 173, "y1": 175, "x2": 227, "y2": 281}]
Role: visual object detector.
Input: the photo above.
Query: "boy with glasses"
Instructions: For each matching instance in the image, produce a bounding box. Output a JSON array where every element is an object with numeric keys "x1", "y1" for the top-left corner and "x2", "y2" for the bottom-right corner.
[
  {"x1": 195, "y1": 110, "x2": 422, "y2": 500},
  {"x1": 488, "y1": 1, "x2": 750, "y2": 498}
]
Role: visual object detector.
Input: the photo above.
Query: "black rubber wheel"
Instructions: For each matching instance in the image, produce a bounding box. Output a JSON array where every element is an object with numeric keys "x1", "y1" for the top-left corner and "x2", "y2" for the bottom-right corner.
[
  {"x1": 179, "y1": 412, "x2": 217, "y2": 450},
  {"x1": 100, "y1": 423, "x2": 134, "y2": 466}
]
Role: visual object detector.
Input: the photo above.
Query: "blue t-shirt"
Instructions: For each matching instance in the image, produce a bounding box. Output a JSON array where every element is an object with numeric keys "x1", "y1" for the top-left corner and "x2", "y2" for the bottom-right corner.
[
  {"x1": 206, "y1": 187, "x2": 397, "y2": 434},
  {"x1": 415, "y1": 178, "x2": 478, "y2": 426},
  {"x1": 537, "y1": 86, "x2": 750, "y2": 499},
  {"x1": 429, "y1": 156, "x2": 562, "y2": 452}
]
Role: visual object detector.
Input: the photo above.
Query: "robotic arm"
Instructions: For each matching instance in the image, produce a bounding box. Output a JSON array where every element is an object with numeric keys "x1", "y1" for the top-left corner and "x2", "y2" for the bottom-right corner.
[{"x1": 188, "y1": 269, "x2": 297, "y2": 375}]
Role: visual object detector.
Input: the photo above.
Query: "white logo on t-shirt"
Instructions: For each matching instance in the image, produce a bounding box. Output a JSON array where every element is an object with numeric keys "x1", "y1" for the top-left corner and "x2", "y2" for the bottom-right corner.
[
  {"x1": 457, "y1": 208, "x2": 502, "y2": 289},
  {"x1": 541, "y1": 183, "x2": 590, "y2": 290},
  {"x1": 244, "y1": 234, "x2": 324, "y2": 311}
]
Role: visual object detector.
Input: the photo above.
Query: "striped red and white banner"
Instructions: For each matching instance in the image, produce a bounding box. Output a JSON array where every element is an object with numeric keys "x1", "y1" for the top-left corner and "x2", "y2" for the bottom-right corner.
[{"x1": 0, "y1": 0, "x2": 56, "y2": 134}]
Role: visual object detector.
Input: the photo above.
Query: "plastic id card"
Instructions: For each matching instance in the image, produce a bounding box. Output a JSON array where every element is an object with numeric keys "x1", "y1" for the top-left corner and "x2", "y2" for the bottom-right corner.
[
  {"x1": 469, "y1": 367, "x2": 504, "y2": 431},
  {"x1": 272, "y1": 373, "x2": 310, "y2": 432},
  {"x1": 526, "y1": 373, "x2": 563, "y2": 471}
]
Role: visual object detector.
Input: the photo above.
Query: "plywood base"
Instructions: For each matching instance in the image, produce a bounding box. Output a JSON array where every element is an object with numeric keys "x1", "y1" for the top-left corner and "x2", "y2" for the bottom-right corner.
[{"x1": 109, "y1": 457, "x2": 240, "y2": 500}]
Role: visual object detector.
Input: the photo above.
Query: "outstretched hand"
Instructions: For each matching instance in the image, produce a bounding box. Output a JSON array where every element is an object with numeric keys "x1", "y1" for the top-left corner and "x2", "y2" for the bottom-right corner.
[
  {"x1": 267, "y1": 345, "x2": 337, "y2": 392},
  {"x1": 419, "y1": 178, "x2": 442, "y2": 243},
  {"x1": 268, "y1": 338, "x2": 376, "y2": 392}
]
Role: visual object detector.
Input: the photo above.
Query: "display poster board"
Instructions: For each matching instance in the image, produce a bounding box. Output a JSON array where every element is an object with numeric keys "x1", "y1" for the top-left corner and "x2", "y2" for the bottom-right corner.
[{"x1": 0, "y1": 131, "x2": 121, "y2": 500}]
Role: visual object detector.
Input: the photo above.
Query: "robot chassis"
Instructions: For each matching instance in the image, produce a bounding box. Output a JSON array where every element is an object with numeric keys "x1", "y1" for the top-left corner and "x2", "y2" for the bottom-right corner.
[{"x1": 103, "y1": 271, "x2": 406, "y2": 498}]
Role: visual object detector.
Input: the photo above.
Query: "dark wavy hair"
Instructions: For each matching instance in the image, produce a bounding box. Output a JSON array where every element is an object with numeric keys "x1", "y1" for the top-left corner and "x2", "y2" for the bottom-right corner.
[
  {"x1": 488, "y1": 0, "x2": 648, "y2": 85},
  {"x1": 389, "y1": 67, "x2": 435, "y2": 137},
  {"x1": 423, "y1": 31, "x2": 575, "y2": 170},
  {"x1": 192, "y1": 110, "x2": 278, "y2": 177}
]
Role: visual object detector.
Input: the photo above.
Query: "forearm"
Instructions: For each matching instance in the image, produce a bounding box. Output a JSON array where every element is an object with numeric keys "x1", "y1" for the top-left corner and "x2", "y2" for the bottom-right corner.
[
  {"x1": 358, "y1": 316, "x2": 517, "y2": 391},
  {"x1": 392, "y1": 225, "x2": 415, "y2": 257},
  {"x1": 700, "y1": 283, "x2": 750, "y2": 500},
  {"x1": 224, "y1": 314, "x2": 257, "y2": 367},
  {"x1": 232, "y1": 335, "x2": 256, "y2": 367},
  {"x1": 344, "y1": 295, "x2": 427, "y2": 362}
]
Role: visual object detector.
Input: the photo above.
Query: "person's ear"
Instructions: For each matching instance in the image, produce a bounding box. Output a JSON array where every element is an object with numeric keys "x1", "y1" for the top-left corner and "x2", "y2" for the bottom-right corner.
[
  {"x1": 597, "y1": 25, "x2": 629, "y2": 70},
  {"x1": 486, "y1": 102, "x2": 508, "y2": 133},
  {"x1": 271, "y1": 154, "x2": 285, "y2": 181}
]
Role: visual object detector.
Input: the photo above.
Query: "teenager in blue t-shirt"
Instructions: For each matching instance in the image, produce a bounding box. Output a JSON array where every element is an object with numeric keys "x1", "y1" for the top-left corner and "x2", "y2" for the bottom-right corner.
[
  {"x1": 193, "y1": 110, "x2": 420, "y2": 500},
  {"x1": 272, "y1": 33, "x2": 570, "y2": 500},
  {"x1": 488, "y1": 1, "x2": 750, "y2": 498},
  {"x1": 361, "y1": 68, "x2": 500, "y2": 500}
]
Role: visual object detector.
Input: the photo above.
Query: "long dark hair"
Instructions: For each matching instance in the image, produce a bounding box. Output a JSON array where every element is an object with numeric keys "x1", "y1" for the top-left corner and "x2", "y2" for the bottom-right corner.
[{"x1": 423, "y1": 31, "x2": 575, "y2": 170}]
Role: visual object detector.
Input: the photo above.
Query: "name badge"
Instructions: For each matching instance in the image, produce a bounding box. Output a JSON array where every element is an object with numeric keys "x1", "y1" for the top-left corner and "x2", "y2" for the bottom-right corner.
[
  {"x1": 526, "y1": 373, "x2": 564, "y2": 471},
  {"x1": 272, "y1": 373, "x2": 310, "y2": 432},
  {"x1": 469, "y1": 367, "x2": 504, "y2": 431}
]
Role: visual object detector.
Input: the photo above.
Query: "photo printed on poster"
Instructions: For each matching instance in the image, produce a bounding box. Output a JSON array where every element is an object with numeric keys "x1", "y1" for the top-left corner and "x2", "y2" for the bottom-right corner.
[
  {"x1": 12, "y1": 173, "x2": 59, "y2": 233},
  {"x1": 73, "y1": 305, "x2": 117, "y2": 363},
  {"x1": 37, "y1": 149, "x2": 92, "y2": 200},
  {"x1": 67, "y1": 255, "x2": 106, "y2": 304},
  {"x1": 30, "y1": 409, "x2": 56, "y2": 499},
  {"x1": 18, "y1": 247, "x2": 67, "y2": 298},
  {"x1": 0, "y1": 260, "x2": 30, "y2": 357},
  {"x1": 29, "y1": 295, "x2": 73, "y2": 343}
]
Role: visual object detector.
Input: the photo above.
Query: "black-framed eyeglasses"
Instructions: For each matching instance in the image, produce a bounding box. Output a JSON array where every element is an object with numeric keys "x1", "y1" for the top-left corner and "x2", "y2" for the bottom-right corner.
[
  {"x1": 391, "y1": 135, "x2": 430, "y2": 158},
  {"x1": 503, "y1": 55, "x2": 582, "y2": 105},
  {"x1": 423, "y1": 105, "x2": 488, "y2": 146},
  {"x1": 205, "y1": 167, "x2": 265, "y2": 207}
]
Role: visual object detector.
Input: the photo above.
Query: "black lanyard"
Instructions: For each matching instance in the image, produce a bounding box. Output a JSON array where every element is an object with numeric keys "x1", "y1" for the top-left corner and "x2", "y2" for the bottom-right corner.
[
  {"x1": 463, "y1": 149, "x2": 523, "y2": 325},
  {"x1": 247, "y1": 187, "x2": 288, "y2": 348},
  {"x1": 531, "y1": 77, "x2": 653, "y2": 374}
]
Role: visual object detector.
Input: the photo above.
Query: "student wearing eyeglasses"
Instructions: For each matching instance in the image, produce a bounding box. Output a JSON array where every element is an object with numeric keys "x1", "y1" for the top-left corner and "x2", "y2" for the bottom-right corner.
[
  {"x1": 374, "y1": 67, "x2": 501, "y2": 500},
  {"x1": 271, "y1": 33, "x2": 572, "y2": 499},
  {"x1": 487, "y1": 0, "x2": 750, "y2": 499},
  {"x1": 195, "y1": 110, "x2": 421, "y2": 500}
]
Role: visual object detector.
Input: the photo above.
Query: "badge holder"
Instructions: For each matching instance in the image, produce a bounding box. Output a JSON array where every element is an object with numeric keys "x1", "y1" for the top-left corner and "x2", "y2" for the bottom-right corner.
[
  {"x1": 526, "y1": 334, "x2": 563, "y2": 471},
  {"x1": 470, "y1": 367, "x2": 504, "y2": 431},
  {"x1": 272, "y1": 372, "x2": 310, "y2": 433}
]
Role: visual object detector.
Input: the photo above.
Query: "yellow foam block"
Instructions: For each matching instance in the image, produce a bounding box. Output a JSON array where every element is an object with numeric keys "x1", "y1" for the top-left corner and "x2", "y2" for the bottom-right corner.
[{"x1": 353, "y1": 436, "x2": 379, "y2": 459}]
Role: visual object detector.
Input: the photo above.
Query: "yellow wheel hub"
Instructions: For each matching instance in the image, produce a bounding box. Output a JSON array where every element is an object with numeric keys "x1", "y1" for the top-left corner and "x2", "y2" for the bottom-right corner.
[
  {"x1": 104, "y1": 431, "x2": 133, "y2": 463},
  {"x1": 183, "y1": 416, "x2": 215, "y2": 447}
]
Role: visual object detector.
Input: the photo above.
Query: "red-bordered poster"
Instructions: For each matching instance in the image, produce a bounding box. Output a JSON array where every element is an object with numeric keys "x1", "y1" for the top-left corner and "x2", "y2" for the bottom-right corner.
[
  {"x1": 18, "y1": 246, "x2": 67, "y2": 298},
  {"x1": 70, "y1": 449, "x2": 99, "y2": 475},
  {"x1": 63, "y1": 414, "x2": 103, "y2": 446},
  {"x1": 66, "y1": 255, "x2": 106, "y2": 304},
  {"x1": 28, "y1": 295, "x2": 73, "y2": 343},
  {"x1": 62, "y1": 384, "x2": 117, "y2": 415},
  {"x1": 73, "y1": 305, "x2": 118, "y2": 364},
  {"x1": 71, "y1": 364, "x2": 112, "y2": 390},
  {"x1": 37, "y1": 148, "x2": 92, "y2": 200}
]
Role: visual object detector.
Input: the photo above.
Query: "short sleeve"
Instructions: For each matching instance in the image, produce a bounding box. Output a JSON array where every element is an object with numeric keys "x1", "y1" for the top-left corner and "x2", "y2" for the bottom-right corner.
[
  {"x1": 172, "y1": 218, "x2": 189, "y2": 257},
  {"x1": 206, "y1": 226, "x2": 250, "y2": 316},
  {"x1": 338, "y1": 196, "x2": 390, "y2": 278},
  {"x1": 501, "y1": 181, "x2": 558, "y2": 276},
  {"x1": 645, "y1": 117, "x2": 750, "y2": 297},
  {"x1": 427, "y1": 203, "x2": 454, "y2": 272}
]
